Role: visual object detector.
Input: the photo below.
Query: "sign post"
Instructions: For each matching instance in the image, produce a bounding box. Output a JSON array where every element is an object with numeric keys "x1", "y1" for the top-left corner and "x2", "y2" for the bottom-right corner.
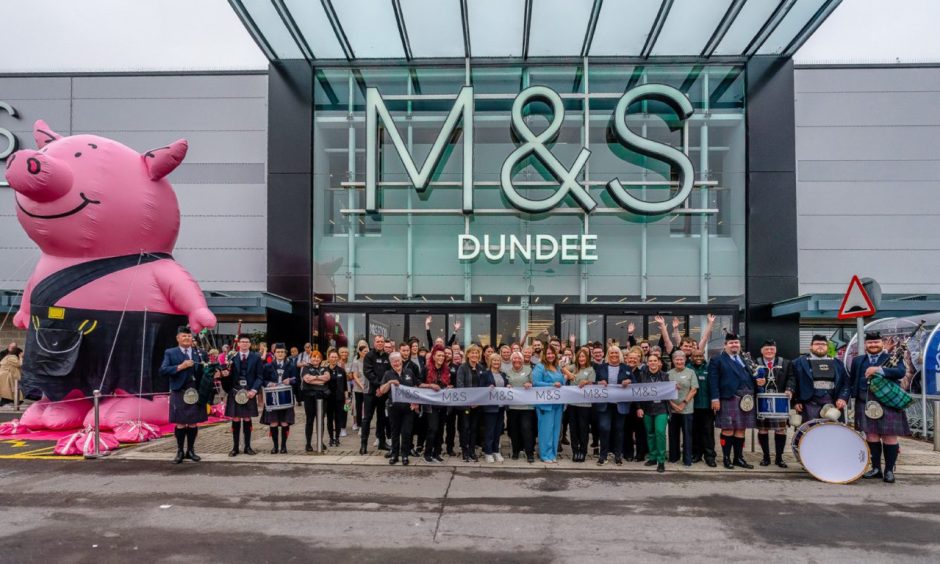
[{"x1": 837, "y1": 275, "x2": 877, "y2": 358}]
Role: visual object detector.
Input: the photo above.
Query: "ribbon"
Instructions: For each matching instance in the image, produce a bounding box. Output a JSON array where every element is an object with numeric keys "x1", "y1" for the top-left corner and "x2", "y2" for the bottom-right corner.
[{"x1": 391, "y1": 381, "x2": 677, "y2": 407}]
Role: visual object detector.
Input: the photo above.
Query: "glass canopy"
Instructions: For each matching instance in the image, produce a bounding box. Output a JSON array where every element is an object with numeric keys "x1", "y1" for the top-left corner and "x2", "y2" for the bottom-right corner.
[{"x1": 231, "y1": 0, "x2": 843, "y2": 62}]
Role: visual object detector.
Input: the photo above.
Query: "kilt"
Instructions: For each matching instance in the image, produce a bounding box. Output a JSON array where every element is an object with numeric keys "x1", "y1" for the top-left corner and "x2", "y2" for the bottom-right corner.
[
  {"x1": 715, "y1": 396, "x2": 757, "y2": 430},
  {"x1": 756, "y1": 414, "x2": 787, "y2": 431},
  {"x1": 225, "y1": 391, "x2": 259, "y2": 418},
  {"x1": 260, "y1": 406, "x2": 296, "y2": 425},
  {"x1": 803, "y1": 394, "x2": 837, "y2": 422},
  {"x1": 169, "y1": 389, "x2": 209, "y2": 425},
  {"x1": 854, "y1": 399, "x2": 910, "y2": 437}
]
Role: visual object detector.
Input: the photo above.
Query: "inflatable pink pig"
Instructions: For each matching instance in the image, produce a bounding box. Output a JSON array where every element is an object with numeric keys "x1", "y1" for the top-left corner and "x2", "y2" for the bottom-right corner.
[{"x1": 5, "y1": 120, "x2": 216, "y2": 401}]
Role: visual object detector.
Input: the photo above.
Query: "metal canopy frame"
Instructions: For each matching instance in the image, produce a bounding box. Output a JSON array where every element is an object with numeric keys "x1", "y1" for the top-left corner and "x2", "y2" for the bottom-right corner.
[
  {"x1": 230, "y1": 0, "x2": 844, "y2": 64},
  {"x1": 772, "y1": 294, "x2": 940, "y2": 319}
]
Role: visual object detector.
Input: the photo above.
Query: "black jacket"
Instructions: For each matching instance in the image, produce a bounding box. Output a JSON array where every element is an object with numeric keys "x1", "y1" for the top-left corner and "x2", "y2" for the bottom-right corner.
[{"x1": 363, "y1": 349, "x2": 390, "y2": 394}]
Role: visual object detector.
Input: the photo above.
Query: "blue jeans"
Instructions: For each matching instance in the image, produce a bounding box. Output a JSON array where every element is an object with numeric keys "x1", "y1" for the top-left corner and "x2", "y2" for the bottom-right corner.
[
  {"x1": 483, "y1": 409, "x2": 505, "y2": 455},
  {"x1": 537, "y1": 405, "x2": 563, "y2": 461}
]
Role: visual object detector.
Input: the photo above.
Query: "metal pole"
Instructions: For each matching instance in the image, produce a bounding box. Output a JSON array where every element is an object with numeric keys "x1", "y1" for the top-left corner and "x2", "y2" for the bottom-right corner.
[
  {"x1": 13, "y1": 379, "x2": 19, "y2": 411},
  {"x1": 934, "y1": 401, "x2": 939, "y2": 451},
  {"x1": 316, "y1": 398, "x2": 324, "y2": 453},
  {"x1": 856, "y1": 317, "x2": 865, "y2": 358},
  {"x1": 750, "y1": 428, "x2": 755, "y2": 453},
  {"x1": 85, "y1": 389, "x2": 102, "y2": 459}
]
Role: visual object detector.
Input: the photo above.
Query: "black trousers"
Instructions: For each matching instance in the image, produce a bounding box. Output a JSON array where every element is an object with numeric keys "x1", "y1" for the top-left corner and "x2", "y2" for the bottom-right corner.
[
  {"x1": 623, "y1": 409, "x2": 648, "y2": 459},
  {"x1": 360, "y1": 393, "x2": 388, "y2": 445},
  {"x1": 589, "y1": 408, "x2": 600, "y2": 448},
  {"x1": 507, "y1": 409, "x2": 535, "y2": 457},
  {"x1": 460, "y1": 407, "x2": 482, "y2": 456},
  {"x1": 412, "y1": 412, "x2": 427, "y2": 451},
  {"x1": 444, "y1": 408, "x2": 457, "y2": 453},
  {"x1": 424, "y1": 408, "x2": 443, "y2": 456},
  {"x1": 692, "y1": 407, "x2": 717, "y2": 461},
  {"x1": 668, "y1": 412, "x2": 694, "y2": 464},
  {"x1": 597, "y1": 409, "x2": 625, "y2": 458},
  {"x1": 388, "y1": 406, "x2": 414, "y2": 457},
  {"x1": 568, "y1": 406, "x2": 591, "y2": 455},
  {"x1": 303, "y1": 395, "x2": 326, "y2": 447},
  {"x1": 353, "y1": 391, "x2": 364, "y2": 428}
]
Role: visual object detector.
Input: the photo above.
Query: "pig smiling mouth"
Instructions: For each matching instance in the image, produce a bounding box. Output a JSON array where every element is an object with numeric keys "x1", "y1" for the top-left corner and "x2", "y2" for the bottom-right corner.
[{"x1": 15, "y1": 192, "x2": 101, "y2": 219}]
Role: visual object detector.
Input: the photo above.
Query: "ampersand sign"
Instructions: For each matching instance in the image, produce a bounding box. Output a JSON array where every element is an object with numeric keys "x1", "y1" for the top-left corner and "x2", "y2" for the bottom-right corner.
[{"x1": 500, "y1": 86, "x2": 595, "y2": 214}]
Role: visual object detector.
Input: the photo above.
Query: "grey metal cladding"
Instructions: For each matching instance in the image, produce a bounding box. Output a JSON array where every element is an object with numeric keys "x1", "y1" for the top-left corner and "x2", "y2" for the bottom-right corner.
[
  {"x1": 72, "y1": 74, "x2": 267, "y2": 99},
  {"x1": 72, "y1": 97, "x2": 266, "y2": 131}
]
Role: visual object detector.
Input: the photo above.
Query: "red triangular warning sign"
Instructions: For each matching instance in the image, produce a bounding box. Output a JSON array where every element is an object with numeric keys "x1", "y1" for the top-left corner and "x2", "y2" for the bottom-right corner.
[{"x1": 837, "y1": 275, "x2": 876, "y2": 319}]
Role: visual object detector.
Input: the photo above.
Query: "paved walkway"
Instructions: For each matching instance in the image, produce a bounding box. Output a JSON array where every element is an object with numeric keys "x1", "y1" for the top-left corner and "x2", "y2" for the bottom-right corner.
[{"x1": 112, "y1": 407, "x2": 940, "y2": 475}]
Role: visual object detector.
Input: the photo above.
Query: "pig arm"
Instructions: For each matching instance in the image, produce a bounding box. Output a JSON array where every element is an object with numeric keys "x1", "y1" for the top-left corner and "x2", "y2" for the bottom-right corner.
[
  {"x1": 12, "y1": 273, "x2": 37, "y2": 329},
  {"x1": 154, "y1": 262, "x2": 216, "y2": 331}
]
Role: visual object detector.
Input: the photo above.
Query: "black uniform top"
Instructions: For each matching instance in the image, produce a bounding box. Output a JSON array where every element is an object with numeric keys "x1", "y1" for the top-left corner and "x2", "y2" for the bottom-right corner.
[
  {"x1": 300, "y1": 364, "x2": 329, "y2": 398},
  {"x1": 754, "y1": 356, "x2": 791, "y2": 394},
  {"x1": 363, "y1": 349, "x2": 390, "y2": 395},
  {"x1": 322, "y1": 364, "x2": 347, "y2": 399},
  {"x1": 637, "y1": 366, "x2": 669, "y2": 416},
  {"x1": 381, "y1": 367, "x2": 419, "y2": 408}
]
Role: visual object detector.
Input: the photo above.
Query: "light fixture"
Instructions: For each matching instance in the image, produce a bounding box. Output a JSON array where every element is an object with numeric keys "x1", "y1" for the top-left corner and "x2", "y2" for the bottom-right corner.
[
  {"x1": 450, "y1": 296, "x2": 455, "y2": 301},
  {"x1": 618, "y1": 297, "x2": 627, "y2": 303},
  {"x1": 562, "y1": 296, "x2": 569, "y2": 303},
  {"x1": 534, "y1": 296, "x2": 540, "y2": 303},
  {"x1": 393, "y1": 296, "x2": 400, "y2": 301},
  {"x1": 364, "y1": 295, "x2": 374, "y2": 301},
  {"x1": 506, "y1": 296, "x2": 511, "y2": 302},
  {"x1": 590, "y1": 297, "x2": 597, "y2": 303},
  {"x1": 675, "y1": 297, "x2": 686, "y2": 303}
]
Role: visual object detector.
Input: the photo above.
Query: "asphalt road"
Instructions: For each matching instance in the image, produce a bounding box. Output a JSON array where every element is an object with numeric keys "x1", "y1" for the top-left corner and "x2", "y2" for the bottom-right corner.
[{"x1": 1, "y1": 459, "x2": 938, "y2": 563}]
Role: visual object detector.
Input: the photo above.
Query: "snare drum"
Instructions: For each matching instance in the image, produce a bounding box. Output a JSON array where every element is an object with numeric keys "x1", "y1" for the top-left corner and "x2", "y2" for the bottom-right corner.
[
  {"x1": 757, "y1": 392, "x2": 790, "y2": 420},
  {"x1": 264, "y1": 384, "x2": 295, "y2": 412},
  {"x1": 792, "y1": 419, "x2": 870, "y2": 484}
]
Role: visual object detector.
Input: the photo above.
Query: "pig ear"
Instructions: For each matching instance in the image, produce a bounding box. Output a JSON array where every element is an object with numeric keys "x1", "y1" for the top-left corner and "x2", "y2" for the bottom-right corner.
[
  {"x1": 33, "y1": 120, "x2": 62, "y2": 148},
  {"x1": 142, "y1": 139, "x2": 188, "y2": 181}
]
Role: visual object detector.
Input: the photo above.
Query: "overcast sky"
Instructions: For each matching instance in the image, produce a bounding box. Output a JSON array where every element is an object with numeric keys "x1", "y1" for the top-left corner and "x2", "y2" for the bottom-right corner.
[{"x1": 0, "y1": 0, "x2": 937, "y2": 72}]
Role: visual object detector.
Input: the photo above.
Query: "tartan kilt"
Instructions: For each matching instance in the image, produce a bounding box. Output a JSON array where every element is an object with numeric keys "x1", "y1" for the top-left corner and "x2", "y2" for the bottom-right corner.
[
  {"x1": 225, "y1": 392, "x2": 259, "y2": 418},
  {"x1": 854, "y1": 399, "x2": 910, "y2": 437},
  {"x1": 260, "y1": 406, "x2": 296, "y2": 425},
  {"x1": 169, "y1": 390, "x2": 209, "y2": 425},
  {"x1": 756, "y1": 415, "x2": 788, "y2": 431},
  {"x1": 715, "y1": 396, "x2": 757, "y2": 430},
  {"x1": 803, "y1": 395, "x2": 839, "y2": 423}
]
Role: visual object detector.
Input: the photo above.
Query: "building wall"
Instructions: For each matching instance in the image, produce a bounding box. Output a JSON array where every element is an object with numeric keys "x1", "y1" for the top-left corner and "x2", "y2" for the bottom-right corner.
[
  {"x1": 0, "y1": 72, "x2": 268, "y2": 293},
  {"x1": 795, "y1": 65, "x2": 940, "y2": 295}
]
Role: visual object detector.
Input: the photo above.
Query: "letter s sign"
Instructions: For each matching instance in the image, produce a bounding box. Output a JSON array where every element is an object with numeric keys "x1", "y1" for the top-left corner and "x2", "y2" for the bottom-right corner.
[{"x1": 0, "y1": 101, "x2": 18, "y2": 160}]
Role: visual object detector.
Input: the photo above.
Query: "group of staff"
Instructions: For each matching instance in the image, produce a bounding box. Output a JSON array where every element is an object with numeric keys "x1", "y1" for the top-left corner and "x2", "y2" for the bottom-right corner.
[{"x1": 161, "y1": 325, "x2": 911, "y2": 483}]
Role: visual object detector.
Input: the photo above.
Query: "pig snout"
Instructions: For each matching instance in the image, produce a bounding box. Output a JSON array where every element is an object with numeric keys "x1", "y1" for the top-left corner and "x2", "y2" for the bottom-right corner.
[{"x1": 5, "y1": 149, "x2": 73, "y2": 203}]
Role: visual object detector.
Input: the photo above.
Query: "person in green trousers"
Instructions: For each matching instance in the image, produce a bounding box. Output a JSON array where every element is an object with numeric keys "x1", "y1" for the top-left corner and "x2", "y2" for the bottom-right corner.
[{"x1": 636, "y1": 352, "x2": 669, "y2": 473}]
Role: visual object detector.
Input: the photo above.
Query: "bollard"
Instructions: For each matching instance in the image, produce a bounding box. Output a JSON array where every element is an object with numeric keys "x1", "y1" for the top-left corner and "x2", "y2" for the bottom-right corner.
[
  {"x1": 13, "y1": 379, "x2": 19, "y2": 412},
  {"x1": 85, "y1": 390, "x2": 102, "y2": 459},
  {"x1": 934, "y1": 401, "x2": 939, "y2": 452},
  {"x1": 750, "y1": 428, "x2": 755, "y2": 453},
  {"x1": 316, "y1": 398, "x2": 324, "y2": 454}
]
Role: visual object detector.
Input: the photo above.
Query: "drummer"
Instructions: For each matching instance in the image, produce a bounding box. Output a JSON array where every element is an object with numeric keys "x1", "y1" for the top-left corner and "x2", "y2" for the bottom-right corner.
[
  {"x1": 789, "y1": 334, "x2": 849, "y2": 423},
  {"x1": 260, "y1": 343, "x2": 298, "y2": 454},
  {"x1": 708, "y1": 333, "x2": 763, "y2": 470},
  {"x1": 849, "y1": 331, "x2": 909, "y2": 484},
  {"x1": 754, "y1": 339, "x2": 791, "y2": 469}
]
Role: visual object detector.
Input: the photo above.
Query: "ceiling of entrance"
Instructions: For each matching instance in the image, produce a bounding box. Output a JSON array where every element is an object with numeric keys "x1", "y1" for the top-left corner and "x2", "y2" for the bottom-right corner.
[{"x1": 229, "y1": 0, "x2": 843, "y2": 62}]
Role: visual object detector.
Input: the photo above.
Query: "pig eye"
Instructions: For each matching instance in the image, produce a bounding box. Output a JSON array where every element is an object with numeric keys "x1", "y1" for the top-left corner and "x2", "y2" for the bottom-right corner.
[
  {"x1": 88, "y1": 144, "x2": 97, "y2": 149},
  {"x1": 74, "y1": 152, "x2": 82, "y2": 158}
]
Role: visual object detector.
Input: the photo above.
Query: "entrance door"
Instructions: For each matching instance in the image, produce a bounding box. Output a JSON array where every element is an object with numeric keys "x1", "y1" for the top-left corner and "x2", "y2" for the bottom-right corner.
[
  {"x1": 317, "y1": 303, "x2": 498, "y2": 352},
  {"x1": 554, "y1": 305, "x2": 739, "y2": 356}
]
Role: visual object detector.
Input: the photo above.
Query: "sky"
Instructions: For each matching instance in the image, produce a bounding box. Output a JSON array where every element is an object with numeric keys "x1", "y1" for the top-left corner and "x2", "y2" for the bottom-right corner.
[{"x1": 0, "y1": 0, "x2": 937, "y2": 72}]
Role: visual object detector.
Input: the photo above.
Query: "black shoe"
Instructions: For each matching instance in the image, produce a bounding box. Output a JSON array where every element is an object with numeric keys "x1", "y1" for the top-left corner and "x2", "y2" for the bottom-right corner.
[
  {"x1": 644, "y1": 460, "x2": 657, "y2": 467},
  {"x1": 378, "y1": 442, "x2": 390, "y2": 451},
  {"x1": 614, "y1": 455, "x2": 623, "y2": 465},
  {"x1": 863, "y1": 468, "x2": 883, "y2": 479},
  {"x1": 596, "y1": 456, "x2": 607, "y2": 466},
  {"x1": 424, "y1": 454, "x2": 434, "y2": 463},
  {"x1": 384, "y1": 451, "x2": 393, "y2": 459},
  {"x1": 706, "y1": 458, "x2": 718, "y2": 468},
  {"x1": 185, "y1": 451, "x2": 201, "y2": 462},
  {"x1": 683, "y1": 462, "x2": 692, "y2": 467},
  {"x1": 593, "y1": 447, "x2": 600, "y2": 456},
  {"x1": 462, "y1": 455, "x2": 470, "y2": 463},
  {"x1": 657, "y1": 463, "x2": 665, "y2": 473},
  {"x1": 561, "y1": 437, "x2": 570, "y2": 445},
  {"x1": 527, "y1": 455, "x2": 535, "y2": 463},
  {"x1": 446, "y1": 448, "x2": 457, "y2": 457},
  {"x1": 625, "y1": 456, "x2": 635, "y2": 462},
  {"x1": 173, "y1": 450, "x2": 184, "y2": 464},
  {"x1": 321, "y1": 443, "x2": 328, "y2": 451},
  {"x1": 271, "y1": 447, "x2": 279, "y2": 455},
  {"x1": 415, "y1": 446, "x2": 423, "y2": 455},
  {"x1": 389, "y1": 456, "x2": 399, "y2": 465},
  {"x1": 691, "y1": 455, "x2": 703, "y2": 463},
  {"x1": 228, "y1": 449, "x2": 238, "y2": 457},
  {"x1": 723, "y1": 457, "x2": 734, "y2": 469},
  {"x1": 433, "y1": 455, "x2": 444, "y2": 462},
  {"x1": 511, "y1": 452, "x2": 520, "y2": 460},
  {"x1": 775, "y1": 457, "x2": 788, "y2": 469},
  {"x1": 883, "y1": 470, "x2": 895, "y2": 483},
  {"x1": 470, "y1": 454, "x2": 479, "y2": 462},
  {"x1": 668, "y1": 458, "x2": 680, "y2": 464},
  {"x1": 733, "y1": 458, "x2": 753, "y2": 469},
  {"x1": 244, "y1": 446, "x2": 257, "y2": 456},
  {"x1": 306, "y1": 444, "x2": 314, "y2": 453},
  {"x1": 402, "y1": 456, "x2": 410, "y2": 466},
  {"x1": 760, "y1": 456, "x2": 771, "y2": 467},
  {"x1": 279, "y1": 446, "x2": 287, "y2": 454}
]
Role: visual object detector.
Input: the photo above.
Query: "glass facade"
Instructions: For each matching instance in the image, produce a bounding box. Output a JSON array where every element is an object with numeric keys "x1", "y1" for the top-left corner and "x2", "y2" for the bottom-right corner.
[{"x1": 312, "y1": 62, "x2": 746, "y2": 344}]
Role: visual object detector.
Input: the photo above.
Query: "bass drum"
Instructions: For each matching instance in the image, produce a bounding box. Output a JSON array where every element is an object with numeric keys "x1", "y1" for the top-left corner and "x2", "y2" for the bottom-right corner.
[{"x1": 792, "y1": 419, "x2": 870, "y2": 484}]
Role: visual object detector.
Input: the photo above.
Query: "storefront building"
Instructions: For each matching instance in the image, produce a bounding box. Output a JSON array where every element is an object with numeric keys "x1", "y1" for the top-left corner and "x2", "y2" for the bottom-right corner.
[{"x1": 237, "y1": 0, "x2": 843, "y2": 356}]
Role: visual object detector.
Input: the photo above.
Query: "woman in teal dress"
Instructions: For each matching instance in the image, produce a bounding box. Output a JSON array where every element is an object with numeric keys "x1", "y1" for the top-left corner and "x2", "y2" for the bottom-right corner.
[{"x1": 532, "y1": 346, "x2": 564, "y2": 463}]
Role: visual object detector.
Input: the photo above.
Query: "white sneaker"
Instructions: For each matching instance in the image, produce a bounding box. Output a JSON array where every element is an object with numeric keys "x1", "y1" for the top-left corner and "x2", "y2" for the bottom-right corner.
[
  {"x1": 340, "y1": 429, "x2": 347, "y2": 437},
  {"x1": 484, "y1": 454, "x2": 495, "y2": 463},
  {"x1": 494, "y1": 453, "x2": 504, "y2": 462},
  {"x1": 373, "y1": 438, "x2": 379, "y2": 446},
  {"x1": 352, "y1": 425, "x2": 359, "y2": 431}
]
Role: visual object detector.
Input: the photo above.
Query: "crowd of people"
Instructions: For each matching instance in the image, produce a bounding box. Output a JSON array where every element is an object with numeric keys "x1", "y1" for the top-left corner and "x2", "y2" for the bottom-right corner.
[{"x1": 161, "y1": 314, "x2": 911, "y2": 483}]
